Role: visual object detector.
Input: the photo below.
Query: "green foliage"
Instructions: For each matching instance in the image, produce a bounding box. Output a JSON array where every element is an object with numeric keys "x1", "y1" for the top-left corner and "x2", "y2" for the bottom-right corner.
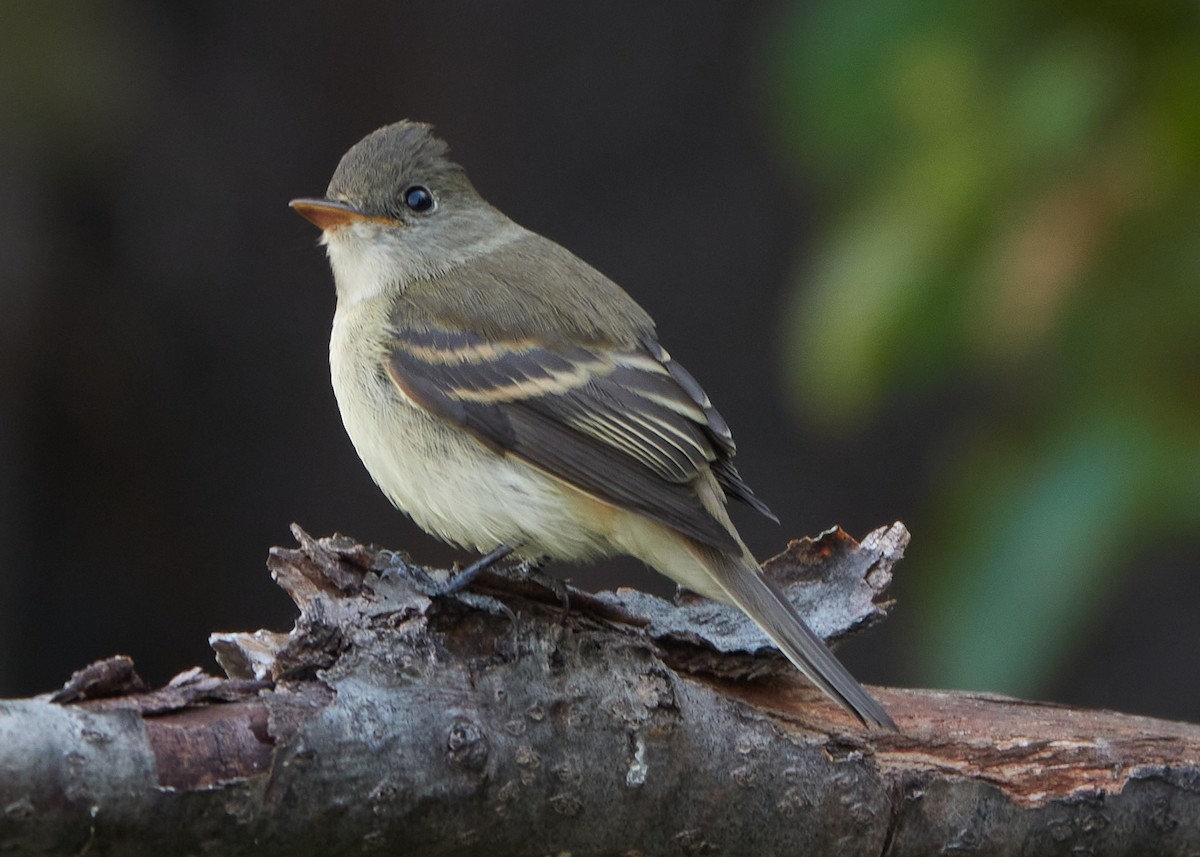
[{"x1": 766, "y1": 0, "x2": 1200, "y2": 694}]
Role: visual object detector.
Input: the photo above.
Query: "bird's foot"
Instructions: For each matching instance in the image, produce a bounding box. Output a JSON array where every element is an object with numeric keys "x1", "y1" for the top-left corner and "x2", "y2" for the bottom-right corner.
[
  {"x1": 506, "y1": 559, "x2": 570, "y2": 619},
  {"x1": 430, "y1": 549, "x2": 570, "y2": 622},
  {"x1": 429, "y1": 544, "x2": 516, "y2": 596}
]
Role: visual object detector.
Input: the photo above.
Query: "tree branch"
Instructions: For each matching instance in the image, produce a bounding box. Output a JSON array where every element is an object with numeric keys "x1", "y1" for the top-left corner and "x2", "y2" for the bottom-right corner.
[{"x1": 2, "y1": 524, "x2": 1198, "y2": 855}]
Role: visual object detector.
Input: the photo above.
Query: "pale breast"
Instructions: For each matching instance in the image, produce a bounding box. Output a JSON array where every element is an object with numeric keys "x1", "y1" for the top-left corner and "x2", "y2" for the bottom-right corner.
[{"x1": 327, "y1": 295, "x2": 614, "y2": 561}]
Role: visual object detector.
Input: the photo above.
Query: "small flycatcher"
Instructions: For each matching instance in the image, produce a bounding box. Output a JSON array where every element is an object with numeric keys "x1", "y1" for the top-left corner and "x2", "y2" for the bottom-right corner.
[{"x1": 291, "y1": 121, "x2": 894, "y2": 730}]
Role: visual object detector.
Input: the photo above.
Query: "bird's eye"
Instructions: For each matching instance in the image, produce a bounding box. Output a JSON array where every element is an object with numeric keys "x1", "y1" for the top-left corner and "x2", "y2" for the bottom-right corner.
[{"x1": 404, "y1": 186, "x2": 435, "y2": 213}]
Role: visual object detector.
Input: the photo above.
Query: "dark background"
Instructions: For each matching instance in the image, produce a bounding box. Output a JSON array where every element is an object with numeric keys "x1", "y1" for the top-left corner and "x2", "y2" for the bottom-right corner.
[{"x1": 2, "y1": 2, "x2": 1197, "y2": 721}]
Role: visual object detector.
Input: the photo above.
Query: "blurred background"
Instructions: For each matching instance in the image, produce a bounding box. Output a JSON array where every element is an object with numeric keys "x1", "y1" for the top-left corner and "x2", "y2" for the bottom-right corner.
[{"x1": 1, "y1": 2, "x2": 1197, "y2": 720}]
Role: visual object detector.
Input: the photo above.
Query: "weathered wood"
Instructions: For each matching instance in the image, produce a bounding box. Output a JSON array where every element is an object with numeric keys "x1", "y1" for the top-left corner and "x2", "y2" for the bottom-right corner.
[{"x1": 1, "y1": 524, "x2": 1197, "y2": 856}]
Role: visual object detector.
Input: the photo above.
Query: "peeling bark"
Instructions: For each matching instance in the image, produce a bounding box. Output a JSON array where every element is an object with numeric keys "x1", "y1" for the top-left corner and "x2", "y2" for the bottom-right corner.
[{"x1": 1, "y1": 523, "x2": 1198, "y2": 856}]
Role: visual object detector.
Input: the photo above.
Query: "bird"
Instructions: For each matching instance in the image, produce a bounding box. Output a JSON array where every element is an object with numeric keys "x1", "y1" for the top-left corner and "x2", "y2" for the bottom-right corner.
[{"x1": 290, "y1": 120, "x2": 895, "y2": 730}]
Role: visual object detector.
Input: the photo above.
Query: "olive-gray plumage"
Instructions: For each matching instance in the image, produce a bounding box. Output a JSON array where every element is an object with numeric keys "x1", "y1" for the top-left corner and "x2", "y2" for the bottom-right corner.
[{"x1": 292, "y1": 120, "x2": 895, "y2": 730}]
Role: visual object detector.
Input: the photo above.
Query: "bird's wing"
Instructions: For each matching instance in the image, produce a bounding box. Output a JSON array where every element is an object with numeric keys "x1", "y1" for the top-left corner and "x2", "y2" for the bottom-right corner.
[
  {"x1": 638, "y1": 339, "x2": 778, "y2": 524},
  {"x1": 384, "y1": 324, "x2": 773, "y2": 552}
]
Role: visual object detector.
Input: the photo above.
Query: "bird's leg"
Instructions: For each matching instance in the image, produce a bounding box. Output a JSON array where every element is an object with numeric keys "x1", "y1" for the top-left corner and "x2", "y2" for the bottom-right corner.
[
  {"x1": 431, "y1": 544, "x2": 516, "y2": 596},
  {"x1": 433, "y1": 549, "x2": 570, "y2": 620}
]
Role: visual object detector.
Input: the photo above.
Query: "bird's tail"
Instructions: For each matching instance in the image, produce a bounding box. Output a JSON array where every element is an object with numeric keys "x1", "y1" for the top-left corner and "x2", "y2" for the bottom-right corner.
[{"x1": 701, "y1": 548, "x2": 896, "y2": 731}]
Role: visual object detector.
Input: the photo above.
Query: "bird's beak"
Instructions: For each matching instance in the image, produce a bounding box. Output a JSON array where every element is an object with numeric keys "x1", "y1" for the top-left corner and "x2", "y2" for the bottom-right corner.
[{"x1": 289, "y1": 198, "x2": 394, "y2": 231}]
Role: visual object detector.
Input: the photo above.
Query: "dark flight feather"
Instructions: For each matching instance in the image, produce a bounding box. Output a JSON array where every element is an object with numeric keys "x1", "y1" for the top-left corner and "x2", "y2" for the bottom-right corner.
[{"x1": 385, "y1": 324, "x2": 775, "y2": 551}]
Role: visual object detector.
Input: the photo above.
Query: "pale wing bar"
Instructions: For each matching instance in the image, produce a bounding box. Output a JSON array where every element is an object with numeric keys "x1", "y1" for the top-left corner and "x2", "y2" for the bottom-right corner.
[{"x1": 386, "y1": 326, "x2": 774, "y2": 550}]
